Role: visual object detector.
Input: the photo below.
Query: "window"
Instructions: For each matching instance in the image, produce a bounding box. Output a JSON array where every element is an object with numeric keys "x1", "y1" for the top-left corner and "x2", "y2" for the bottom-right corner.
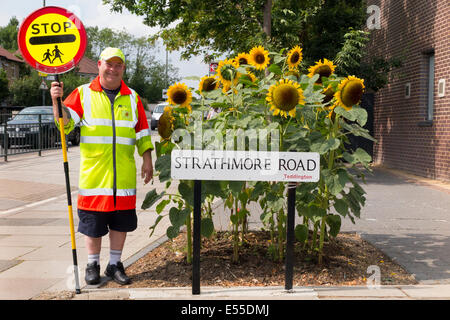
[
  {"x1": 438, "y1": 79, "x2": 446, "y2": 98},
  {"x1": 426, "y1": 54, "x2": 435, "y2": 121},
  {"x1": 405, "y1": 83, "x2": 411, "y2": 99}
]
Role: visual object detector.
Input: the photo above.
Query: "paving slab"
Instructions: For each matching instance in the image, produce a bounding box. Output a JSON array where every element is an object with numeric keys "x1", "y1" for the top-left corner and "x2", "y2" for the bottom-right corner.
[
  {"x1": 314, "y1": 286, "x2": 407, "y2": 298},
  {"x1": 0, "y1": 235, "x2": 70, "y2": 247},
  {"x1": 0, "y1": 246, "x2": 36, "y2": 260},
  {"x1": 0, "y1": 198, "x2": 27, "y2": 211},
  {"x1": 0, "y1": 259, "x2": 22, "y2": 272},
  {"x1": 0, "y1": 218, "x2": 60, "y2": 226},
  {"x1": 0, "y1": 179, "x2": 71, "y2": 203},
  {"x1": 0, "y1": 260, "x2": 76, "y2": 279},
  {"x1": 0, "y1": 278, "x2": 62, "y2": 300},
  {"x1": 399, "y1": 284, "x2": 450, "y2": 299}
]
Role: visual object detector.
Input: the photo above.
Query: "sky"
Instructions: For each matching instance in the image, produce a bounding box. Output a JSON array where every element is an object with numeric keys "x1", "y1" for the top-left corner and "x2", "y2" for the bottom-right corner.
[{"x1": 0, "y1": 0, "x2": 210, "y2": 90}]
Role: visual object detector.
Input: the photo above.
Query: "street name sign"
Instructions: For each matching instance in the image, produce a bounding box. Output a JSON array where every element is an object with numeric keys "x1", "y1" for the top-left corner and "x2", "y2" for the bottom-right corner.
[
  {"x1": 171, "y1": 150, "x2": 320, "y2": 182},
  {"x1": 18, "y1": 6, "x2": 87, "y2": 75}
]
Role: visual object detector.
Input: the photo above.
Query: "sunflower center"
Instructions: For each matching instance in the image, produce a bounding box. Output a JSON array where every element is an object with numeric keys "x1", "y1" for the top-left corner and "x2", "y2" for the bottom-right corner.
[
  {"x1": 202, "y1": 78, "x2": 216, "y2": 92},
  {"x1": 272, "y1": 84, "x2": 299, "y2": 111},
  {"x1": 341, "y1": 81, "x2": 364, "y2": 107},
  {"x1": 220, "y1": 64, "x2": 235, "y2": 81},
  {"x1": 254, "y1": 53, "x2": 266, "y2": 64},
  {"x1": 290, "y1": 52, "x2": 300, "y2": 64},
  {"x1": 323, "y1": 87, "x2": 335, "y2": 104},
  {"x1": 172, "y1": 89, "x2": 187, "y2": 105},
  {"x1": 158, "y1": 111, "x2": 174, "y2": 139},
  {"x1": 314, "y1": 65, "x2": 332, "y2": 83},
  {"x1": 239, "y1": 58, "x2": 248, "y2": 65}
]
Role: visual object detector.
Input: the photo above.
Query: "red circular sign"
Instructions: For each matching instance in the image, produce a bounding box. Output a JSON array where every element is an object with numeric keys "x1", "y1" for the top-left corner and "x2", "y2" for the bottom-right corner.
[
  {"x1": 209, "y1": 62, "x2": 218, "y2": 73},
  {"x1": 18, "y1": 6, "x2": 87, "y2": 75}
]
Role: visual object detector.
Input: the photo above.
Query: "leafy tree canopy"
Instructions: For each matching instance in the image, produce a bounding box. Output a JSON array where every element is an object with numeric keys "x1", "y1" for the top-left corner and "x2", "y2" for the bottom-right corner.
[
  {"x1": 0, "y1": 17, "x2": 19, "y2": 51},
  {"x1": 103, "y1": 0, "x2": 366, "y2": 63}
]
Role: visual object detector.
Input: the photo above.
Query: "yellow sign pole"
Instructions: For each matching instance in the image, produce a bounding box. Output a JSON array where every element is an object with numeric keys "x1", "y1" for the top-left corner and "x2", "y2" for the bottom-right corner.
[{"x1": 55, "y1": 75, "x2": 81, "y2": 294}]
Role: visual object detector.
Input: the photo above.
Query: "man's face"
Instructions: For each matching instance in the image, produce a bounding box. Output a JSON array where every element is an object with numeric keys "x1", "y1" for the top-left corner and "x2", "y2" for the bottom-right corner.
[{"x1": 98, "y1": 57, "x2": 125, "y2": 89}]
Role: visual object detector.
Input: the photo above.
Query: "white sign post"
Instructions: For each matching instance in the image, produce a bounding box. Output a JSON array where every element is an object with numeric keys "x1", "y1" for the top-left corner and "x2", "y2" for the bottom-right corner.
[{"x1": 171, "y1": 149, "x2": 320, "y2": 294}]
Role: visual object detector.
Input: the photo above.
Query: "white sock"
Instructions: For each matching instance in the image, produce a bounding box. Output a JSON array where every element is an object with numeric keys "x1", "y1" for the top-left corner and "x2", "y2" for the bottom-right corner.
[
  {"x1": 87, "y1": 253, "x2": 100, "y2": 265},
  {"x1": 109, "y1": 249, "x2": 122, "y2": 265}
]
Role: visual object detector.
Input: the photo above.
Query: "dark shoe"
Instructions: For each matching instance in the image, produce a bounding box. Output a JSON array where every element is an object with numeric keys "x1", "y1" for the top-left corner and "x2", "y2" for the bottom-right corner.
[
  {"x1": 105, "y1": 262, "x2": 131, "y2": 285},
  {"x1": 85, "y1": 262, "x2": 100, "y2": 285}
]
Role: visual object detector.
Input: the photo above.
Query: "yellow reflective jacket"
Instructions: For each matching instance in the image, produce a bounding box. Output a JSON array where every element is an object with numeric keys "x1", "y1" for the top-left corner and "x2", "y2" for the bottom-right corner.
[{"x1": 57, "y1": 76, "x2": 153, "y2": 211}]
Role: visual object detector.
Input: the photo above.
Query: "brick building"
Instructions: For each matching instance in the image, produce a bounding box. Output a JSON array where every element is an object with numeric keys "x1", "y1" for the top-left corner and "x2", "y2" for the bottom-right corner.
[
  {"x1": 77, "y1": 56, "x2": 98, "y2": 80},
  {"x1": 0, "y1": 46, "x2": 23, "y2": 81},
  {"x1": 366, "y1": 0, "x2": 449, "y2": 182}
]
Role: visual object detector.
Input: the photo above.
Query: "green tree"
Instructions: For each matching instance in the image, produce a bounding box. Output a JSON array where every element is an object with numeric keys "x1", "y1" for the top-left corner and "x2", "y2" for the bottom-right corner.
[
  {"x1": 335, "y1": 29, "x2": 403, "y2": 92},
  {"x1": 0, "y1": 17, "x2": 19, "y2": 51},
  {"x1": 104, "y1": 0, "x2": 365, "y2": 62},
  {"x1": 0, "y1": 69, "x2": 9, "y2": 102},
  {"x1": 85, "y1": 26, "x2": 180, "y2": 102},
  {"x1": 9, "y1": 71, "x2": 42, "y2": 106},
  {"x1": 9, "y1": 70, "x2": 89, "y2": 106}
]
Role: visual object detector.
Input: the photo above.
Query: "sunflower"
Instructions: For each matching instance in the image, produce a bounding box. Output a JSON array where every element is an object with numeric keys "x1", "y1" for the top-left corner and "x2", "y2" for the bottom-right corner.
[
  {"x1": 248, "y1": 46, "x2": 270, "y2": 71},
  {"x1": 322, "y1": 85, "x2": 335, "y2": 105},
  {"x1": 217, "y1": 59, "x2": 239, "y2": 85},
  {"x1": 199, "y1": 75, "x2": 219, "y2": 95},
  {"x1": 285, "y1": 69, "x2": 300, "y2": 81},
  {"x1": 334, "y1": 76, "x2": 365, "y2": 111},
  {"x1": 286, "y1": 46, "x2": 303, "y2": 70},
  {"x1": 234, "y1": 52, "x2": 250, "y2": 67},
  {"x1": 167, "y1": 83, "x2": 192, "y2": 109},
  {"x1": 266, "y1": 79, "x2": 305, "y2": 118},
  {"x1": 240, "y1": 72, "x2": 257, "y2": 83},
  {"x1": 157, "y1": 106, "x2": 175, "y2": 140},
  {"x1": 307, "y1": 59, "x2": 336, "y2": 84},
  {"x1": 222, "y1": 82, "x2": 238, "y2": 95}
]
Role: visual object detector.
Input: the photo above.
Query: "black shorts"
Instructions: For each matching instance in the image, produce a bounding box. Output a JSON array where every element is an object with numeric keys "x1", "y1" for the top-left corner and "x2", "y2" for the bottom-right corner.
[{"x1": 77, "y1": 209, "x2": 138, "y2": 238}]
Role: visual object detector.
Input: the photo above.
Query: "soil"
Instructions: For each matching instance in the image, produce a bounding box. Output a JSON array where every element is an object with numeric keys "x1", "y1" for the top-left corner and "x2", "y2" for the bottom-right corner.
[{"x1": 102, "y1": 230, "x2": 417, "y2": 289}]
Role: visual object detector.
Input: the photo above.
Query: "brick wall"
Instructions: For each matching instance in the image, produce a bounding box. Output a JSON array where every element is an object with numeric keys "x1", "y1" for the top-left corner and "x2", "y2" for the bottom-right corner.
[
  {"x1": 367, "y1": 0, "x2": 450, "y2": 182},
  {"x1": 0, "y1": 57, "x2": 20, "y2": 81}
]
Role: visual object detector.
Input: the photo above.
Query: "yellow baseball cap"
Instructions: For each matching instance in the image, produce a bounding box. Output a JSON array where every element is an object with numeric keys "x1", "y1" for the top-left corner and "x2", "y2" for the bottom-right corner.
[{"x1": 100, "y1": 47, "x2": 125, "y2": 63}]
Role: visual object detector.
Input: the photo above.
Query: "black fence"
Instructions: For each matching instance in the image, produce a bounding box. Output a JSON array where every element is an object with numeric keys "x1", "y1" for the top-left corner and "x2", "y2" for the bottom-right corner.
[{"x1": 0, "y1": 113, "x2": 63, "y2": 160}]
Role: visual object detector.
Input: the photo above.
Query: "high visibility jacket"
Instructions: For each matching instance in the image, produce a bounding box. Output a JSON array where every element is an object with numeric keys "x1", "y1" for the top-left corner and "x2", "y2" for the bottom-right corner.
[{"x1": 58, "y1": 76, "x2": 153, "y2": 212}]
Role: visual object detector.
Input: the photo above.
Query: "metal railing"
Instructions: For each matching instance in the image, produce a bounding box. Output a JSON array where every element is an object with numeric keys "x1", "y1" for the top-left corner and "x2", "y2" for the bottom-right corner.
[{"x1": 0, "y1": 113, "x2": 63, "y2": 161}]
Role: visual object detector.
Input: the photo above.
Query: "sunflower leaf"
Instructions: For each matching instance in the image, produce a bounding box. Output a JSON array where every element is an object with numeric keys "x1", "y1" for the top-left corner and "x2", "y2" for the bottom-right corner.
[
  {"x1": 274, "y1": 55, "x2": 285, "y2": 64},
  {"x1": 141, "y1": 189, "x2": 166, "y2": 210},
  {"x1": 295, "y1": 224, "x2": 309, "y2": 243},
  {"x1": 268, "y1": 64, "x2": 282, "y2": 75}
]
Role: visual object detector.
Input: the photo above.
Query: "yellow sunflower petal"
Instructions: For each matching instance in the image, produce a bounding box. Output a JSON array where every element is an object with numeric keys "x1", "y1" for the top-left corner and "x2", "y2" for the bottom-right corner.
[
  {"x1": 217, "y1": 59, "x2": 239, "y2": 85},
  {"x1": 248, "y1": 46, "x2": 270, "y2": 71},
  {"x1": 266, "y1": 78, "x2": 304, "y2": 118},
  {"x1": 286, "y1": 45, "x2": 303, "y2": 70},
  {"x1": 334, "y1": 76, "x2": 365, "y2": 110},
  {"x1": 199, "y1": 75, "x2": 219, "y2": 95},
  {"x1": 307, "y1": 58, "x2": 336, "y2": 84},
  {"x1": 167, "y1": 82, "x2": 193, "y2": 109}
]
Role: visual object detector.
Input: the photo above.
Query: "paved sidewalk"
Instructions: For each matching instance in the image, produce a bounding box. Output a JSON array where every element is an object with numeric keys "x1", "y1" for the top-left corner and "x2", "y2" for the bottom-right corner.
[
  {"x1": 1, "y1": 144, "x2": 450, "y2": 300},
  {"x1": 0, "y1": 143, "x2": 173, "y2": 299}
]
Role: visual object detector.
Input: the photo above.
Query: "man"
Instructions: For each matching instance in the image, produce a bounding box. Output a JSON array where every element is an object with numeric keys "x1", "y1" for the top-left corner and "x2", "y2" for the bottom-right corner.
[{"x1": 50, "y1": 47, "x2": 153, "y2": 286}]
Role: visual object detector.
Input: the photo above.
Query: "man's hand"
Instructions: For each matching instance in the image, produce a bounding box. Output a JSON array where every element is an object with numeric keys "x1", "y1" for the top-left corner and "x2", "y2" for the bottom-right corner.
[
  {"x1": 50, "y1": 81, "x2": 64, "y2": 102},
  {"x1": 50, "y1": 81, "x2": 70, "y2": 125},
  {"x1": 141, "y1": 149, "x2": 153, "y2": 184}
]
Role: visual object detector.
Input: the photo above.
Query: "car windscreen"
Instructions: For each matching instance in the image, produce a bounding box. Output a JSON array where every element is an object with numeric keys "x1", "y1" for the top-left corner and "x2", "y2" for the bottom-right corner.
[
  {"x1": 154, "y1": 105, "x2": 166, "y2": 113},
  {"x1": 14, "y1": 109, "x2": 54, "y2": 121}
]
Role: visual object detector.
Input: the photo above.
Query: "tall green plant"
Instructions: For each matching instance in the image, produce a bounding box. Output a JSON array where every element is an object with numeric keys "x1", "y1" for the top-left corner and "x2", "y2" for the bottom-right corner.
[{"x1": 143, "y1": 44, "x2": 374, "y2": 265}]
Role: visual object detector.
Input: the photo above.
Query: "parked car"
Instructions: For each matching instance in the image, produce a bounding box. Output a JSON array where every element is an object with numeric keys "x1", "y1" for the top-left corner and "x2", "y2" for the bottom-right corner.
[
  {"x1": 0, "y1": 106, "x2": 80, "y2": 149},
  {"x1": 151, "y1": 102, "x2": 169, "y2": 130}
]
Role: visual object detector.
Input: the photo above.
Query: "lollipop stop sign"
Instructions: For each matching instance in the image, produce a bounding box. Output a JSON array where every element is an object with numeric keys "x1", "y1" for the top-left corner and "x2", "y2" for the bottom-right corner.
[{"x1": 18, "y1": 6, "x2": 87, "y2": 75}]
